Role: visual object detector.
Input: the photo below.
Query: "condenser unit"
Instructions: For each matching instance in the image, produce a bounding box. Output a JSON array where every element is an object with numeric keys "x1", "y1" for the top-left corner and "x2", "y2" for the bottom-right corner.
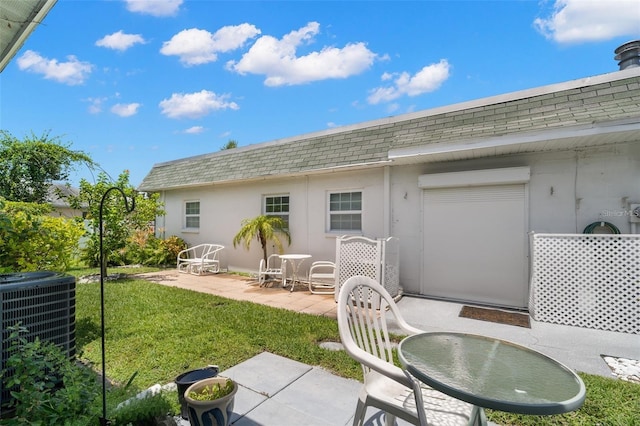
[{"x1": 0, "y1": 271, "x2": 76, "y2": 410}]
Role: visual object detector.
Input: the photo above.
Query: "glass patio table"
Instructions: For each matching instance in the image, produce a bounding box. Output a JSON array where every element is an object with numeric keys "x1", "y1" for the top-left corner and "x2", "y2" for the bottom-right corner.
[{"x1": 398, "y1": 332, "x2": 586, "y2": 415}]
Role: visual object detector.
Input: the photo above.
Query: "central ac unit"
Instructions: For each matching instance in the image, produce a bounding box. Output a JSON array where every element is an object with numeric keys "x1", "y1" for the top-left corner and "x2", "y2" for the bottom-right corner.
[{"x1": 0, "y1": 271, "x2": 76, "y2": 411}]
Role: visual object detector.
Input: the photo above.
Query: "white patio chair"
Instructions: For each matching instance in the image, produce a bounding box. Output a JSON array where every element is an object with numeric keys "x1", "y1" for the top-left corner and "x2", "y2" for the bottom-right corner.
[
  {"x1": 258, "y1": 254, "x2": 286, "y2": 287},
  {"x1": 337, "y1": 275, "x2": 486, "y2": 426},
  {"x1": 308, "y1": 261, "x2": 336, "y2": 294},
  {"x1": 177, "y1": 244, "x2": 224, "y2": 275}
]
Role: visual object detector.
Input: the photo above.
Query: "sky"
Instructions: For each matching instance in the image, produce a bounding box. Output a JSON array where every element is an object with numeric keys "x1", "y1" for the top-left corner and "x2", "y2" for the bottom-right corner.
[{"x1": 1, "y1": 0, "x2": 639, "y2": 188}]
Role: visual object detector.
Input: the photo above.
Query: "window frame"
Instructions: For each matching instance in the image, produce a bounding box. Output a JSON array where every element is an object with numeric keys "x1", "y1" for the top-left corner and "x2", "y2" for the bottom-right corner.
[
  {"x1": 183, "y1": 200, "x2": 200, "y2": 231},
  {"x1": 327, "y1": 190, "x2": 362, "y2": 233},
  {"x1": 263, "y1": 194, "x2": 290, "y2": 228}
]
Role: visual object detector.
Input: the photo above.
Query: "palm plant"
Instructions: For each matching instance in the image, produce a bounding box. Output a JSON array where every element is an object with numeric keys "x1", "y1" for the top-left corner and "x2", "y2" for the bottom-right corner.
[{"x1": 233, "y1": 215, "x2": 291, "y2": 264}]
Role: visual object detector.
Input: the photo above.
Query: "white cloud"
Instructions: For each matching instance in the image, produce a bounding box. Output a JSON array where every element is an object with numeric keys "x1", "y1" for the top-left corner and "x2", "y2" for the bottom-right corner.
[
  {"x1": 161, "y1": 24, "x2": 260, "y2": 66},
  {"x1": 386, "y1": 103, "x2": 400, "y2": 114},
  {"x1": 111, "y1": 103, "x2": 141, "y2": 117},
  {"x1": 211, "y1": 24, "x2": 262, "y2": 52},
  {"x1": 124, "y1": 0, "x2": 182, "y2": 17},
  {"x1": 96, "y1": 30, "x2": 146, "y2": 51},
  {"x1": 227, "y1": 22, "x2": 377, "y2": 86},
  {"x1": 159, "y1": 90, "x2": 239, "y2": 119},
  {"x1": 17, "y1": 50, "x2": 92, "y2": 85},
  {"x1": 534, "y1": 0, "x2": 640, "y2": 43},
  {"x1": 184, "y1": 126, "x2": 205, "y2": 134},
  {"x1": 367, "y1": 60, "x2": 451, "y2": 105},
  {"x1": 86, "y1": 97, "x2": 108, "y2": 114}
]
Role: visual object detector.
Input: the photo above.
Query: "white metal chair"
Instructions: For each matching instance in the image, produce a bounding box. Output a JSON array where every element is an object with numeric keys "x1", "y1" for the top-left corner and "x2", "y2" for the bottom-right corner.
[
  {"x1": 337, "y1": 275, "x2": 486, "y2": 426},
  {"x1": 258, "y1": 254, "x2": 286, "y2": 287},
  {"x1": 308, "y1": 261, "x2": 336, "y2": 294},
  {"x1": 177, "y1": 244, "x2": 224, "y2": 275}
]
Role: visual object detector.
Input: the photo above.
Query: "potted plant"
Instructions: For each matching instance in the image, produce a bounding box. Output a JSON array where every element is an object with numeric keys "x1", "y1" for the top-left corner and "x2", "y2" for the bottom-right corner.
[{"x1": 184, "y1": 376, "x2": 238, "y2": 426}]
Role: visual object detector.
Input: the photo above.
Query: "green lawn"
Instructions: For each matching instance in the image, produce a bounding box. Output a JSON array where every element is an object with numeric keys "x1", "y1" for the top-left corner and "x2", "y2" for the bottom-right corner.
[{"x1": 72, "y1": 269, "x2": 640, "y2": 425}]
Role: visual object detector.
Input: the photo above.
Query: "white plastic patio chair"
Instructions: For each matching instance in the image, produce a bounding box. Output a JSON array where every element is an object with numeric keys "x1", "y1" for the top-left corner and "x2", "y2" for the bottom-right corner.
[
  {"x1": 177, "y1": 244, "x2": 224, "y2": 275},
  {"x1": 337, "y1": 275, "x2": 486, "y2": 426},
  {"x1": 258, "y1": 254, "x2": 286, "y2": 287},
  {"x1": 308, "y1": 261, "x2": 336, "y2": 294}
]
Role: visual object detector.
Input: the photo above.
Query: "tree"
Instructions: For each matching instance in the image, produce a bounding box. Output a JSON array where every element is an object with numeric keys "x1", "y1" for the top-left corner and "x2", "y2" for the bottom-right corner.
[
  {"x1": 0, "y1": 131, "x2": 95, "y2": 203},
  {"x1": 232, "y1": 215, "x2": 291, "y2": 264},
  {"x1": 0, "y1": 198, "x2": 84, "y2": 272},
  {"x1": 68, "y1": 171, "x2": 165, "y2": 267},
  {"x1": 220, "y1": 139, "x2": 238, "y2": 150}
]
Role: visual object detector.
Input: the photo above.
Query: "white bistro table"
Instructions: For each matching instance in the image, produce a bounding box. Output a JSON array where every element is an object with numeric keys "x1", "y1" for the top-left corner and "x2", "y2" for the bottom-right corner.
[{"x1": 279, "y1": 254, "x2": 311, "y2": 292}]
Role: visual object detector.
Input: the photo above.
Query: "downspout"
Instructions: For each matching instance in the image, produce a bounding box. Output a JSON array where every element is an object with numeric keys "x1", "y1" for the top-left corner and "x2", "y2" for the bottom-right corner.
[
  {"x1": 384, "y1": 166, "x2": 391, "y2": 237},
  {"x1": 157, "y1": 191, "x2": 166, "y2": 239},
  {"x1": 305, "y1": 175, "x2": 310, "y2": 253}
]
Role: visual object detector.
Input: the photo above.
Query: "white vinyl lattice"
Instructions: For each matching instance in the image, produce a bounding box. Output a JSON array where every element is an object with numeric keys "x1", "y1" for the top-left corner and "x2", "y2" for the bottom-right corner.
[
  {"x1": 530, "y1": 233, "x2": 640, "y2": 334},
  {"x1": 334, "y1": 236, "x2": 401, "y2": 301}
]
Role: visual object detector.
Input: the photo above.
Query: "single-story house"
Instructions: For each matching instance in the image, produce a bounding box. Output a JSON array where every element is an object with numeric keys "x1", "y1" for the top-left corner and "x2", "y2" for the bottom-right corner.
[
  {"x1": 140, "y1": 49, "x2": 640, "y2": 310},
  {"x1": 46, "y1": 184, "x2": 84, "y2": 218}
]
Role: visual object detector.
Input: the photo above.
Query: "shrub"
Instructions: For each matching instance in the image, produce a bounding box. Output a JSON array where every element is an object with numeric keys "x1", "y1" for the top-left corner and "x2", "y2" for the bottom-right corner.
[
  {"x1": 110, "y1": 391, "x2": 173, "y2": 426},
  {"x1": 124, "y1": 230, "x2": 187, "y2": 266},
  {"x1": 0, "y1": 199, "x2": 84, "y2": 272},
  {"x1": 162, "y1": 235, "x2": 188, "y2": 260},
  {"x1": 69, "y1": 171, "x2": 165, "y2": 267},
  {"x1": 1, "y1": 325, "x2": 102, "y2": 425}
]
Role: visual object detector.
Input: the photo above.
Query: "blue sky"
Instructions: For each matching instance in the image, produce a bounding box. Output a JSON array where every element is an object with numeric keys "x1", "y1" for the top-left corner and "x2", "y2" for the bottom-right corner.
[{"x1": 1, "y1": 0, "x2": 639, "y2": 187}]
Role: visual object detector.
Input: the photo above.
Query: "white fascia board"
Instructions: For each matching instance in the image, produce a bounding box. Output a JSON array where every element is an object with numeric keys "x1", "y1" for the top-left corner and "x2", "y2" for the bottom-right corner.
[{"x1": 390, "y1": 118, "x2": 640, "y2": 161}]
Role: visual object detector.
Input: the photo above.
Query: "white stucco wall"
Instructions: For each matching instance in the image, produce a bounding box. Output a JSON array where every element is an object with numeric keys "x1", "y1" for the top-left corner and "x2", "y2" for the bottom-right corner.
[
  {"x1": 157, "y1": 141, "x2": 639, "y2": 300},
  {"x1": 390, "y1": 141, "x2": 640, "y2": 295},
  {"x1": 159, "y1": 168, "x2": 386, "y2": 274}
]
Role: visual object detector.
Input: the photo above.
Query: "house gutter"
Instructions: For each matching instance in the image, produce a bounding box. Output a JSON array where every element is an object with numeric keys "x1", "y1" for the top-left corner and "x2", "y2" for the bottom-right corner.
[
  {"x1": 388, "y1": 117, "x2": 640, "y2": 162},
  {"x1": 139, "y1": 160, "x2": 393, "y2": 192}
]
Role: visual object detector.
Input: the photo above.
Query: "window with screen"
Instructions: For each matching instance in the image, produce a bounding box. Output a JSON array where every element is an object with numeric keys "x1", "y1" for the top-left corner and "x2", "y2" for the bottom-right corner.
[{"x1": 328, "y1": 191, "x2": 362, "y2": 232}]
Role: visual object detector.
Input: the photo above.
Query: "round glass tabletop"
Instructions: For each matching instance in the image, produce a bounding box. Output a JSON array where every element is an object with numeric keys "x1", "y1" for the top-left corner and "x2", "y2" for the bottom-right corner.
[{"x1": 398, "y1": 332, "x2": 586, "y2": 415}]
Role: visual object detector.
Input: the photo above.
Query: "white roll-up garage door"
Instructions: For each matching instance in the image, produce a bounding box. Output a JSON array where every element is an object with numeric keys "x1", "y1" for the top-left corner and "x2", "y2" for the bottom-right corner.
[{"x1": 421, "y1": 177, "x2": 529, "y2": 308}]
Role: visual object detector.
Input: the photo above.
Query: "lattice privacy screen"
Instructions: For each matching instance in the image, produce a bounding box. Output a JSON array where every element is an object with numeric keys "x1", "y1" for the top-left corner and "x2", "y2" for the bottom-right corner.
[
  {"x1": 530, "y1": 233, "x2": 639, "y2": 334},
  {"x1": 334, "y1": 236, "x2": 400, "y2": 301}
]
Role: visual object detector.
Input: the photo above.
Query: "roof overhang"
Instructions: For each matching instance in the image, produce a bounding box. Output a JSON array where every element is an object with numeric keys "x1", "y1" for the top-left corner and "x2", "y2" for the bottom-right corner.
[
  {"x1": 388, "y1": 117, "x2": 640, "y2": 164},
  {"x1": 0, "y1": 0, "x2": 57, "y2": 73}
]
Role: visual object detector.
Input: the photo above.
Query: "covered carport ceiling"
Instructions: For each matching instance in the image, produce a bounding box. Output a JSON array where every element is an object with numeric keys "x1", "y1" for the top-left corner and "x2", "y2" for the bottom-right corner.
[{"x1": 0, "y1": 0, "x2": 57, "y2": 73}]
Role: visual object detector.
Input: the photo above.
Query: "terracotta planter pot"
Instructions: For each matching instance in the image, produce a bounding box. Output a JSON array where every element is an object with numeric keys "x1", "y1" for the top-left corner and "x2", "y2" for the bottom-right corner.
[{"x1": 184, "y1": 376, "x2": 238, "y2": 426}]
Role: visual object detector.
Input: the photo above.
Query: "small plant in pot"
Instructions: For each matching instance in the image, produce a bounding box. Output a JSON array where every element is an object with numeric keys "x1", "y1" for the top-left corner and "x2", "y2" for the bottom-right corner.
[{"x1": 184, "y1": 376, "x2": 238, "y2": 426}]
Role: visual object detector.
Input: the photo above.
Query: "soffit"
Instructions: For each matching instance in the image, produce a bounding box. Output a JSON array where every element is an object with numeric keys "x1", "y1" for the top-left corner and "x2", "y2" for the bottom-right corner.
[{"x1": 0, "y1": 0, "x2": 57, "y2": 73}]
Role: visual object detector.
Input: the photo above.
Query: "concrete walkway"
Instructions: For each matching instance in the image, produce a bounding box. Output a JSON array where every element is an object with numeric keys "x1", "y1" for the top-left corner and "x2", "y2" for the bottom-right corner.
[{"x1": 138, "y1": 270, "x2": 639, "y2": 425}]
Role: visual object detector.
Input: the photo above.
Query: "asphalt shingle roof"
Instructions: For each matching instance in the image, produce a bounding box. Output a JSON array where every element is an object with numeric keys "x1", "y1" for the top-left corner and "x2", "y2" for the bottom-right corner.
[{"x1": 139, "y1": 71, "x2": 640, "y2": 192}]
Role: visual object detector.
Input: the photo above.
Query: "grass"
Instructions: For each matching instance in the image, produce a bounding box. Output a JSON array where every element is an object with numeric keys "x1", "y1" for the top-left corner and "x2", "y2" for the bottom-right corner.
[
  {"x1": 71, "y1": 268, "x2": 640, "y2": 425},
  {"x1": 71, "y1": 267, "x2": 360, "y2": 387}
]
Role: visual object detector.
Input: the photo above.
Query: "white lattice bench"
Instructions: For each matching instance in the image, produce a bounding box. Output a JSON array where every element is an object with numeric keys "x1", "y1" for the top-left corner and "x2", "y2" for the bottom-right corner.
[{"x1": 177, "y1": 244, "x2": 224, "y2": 275}]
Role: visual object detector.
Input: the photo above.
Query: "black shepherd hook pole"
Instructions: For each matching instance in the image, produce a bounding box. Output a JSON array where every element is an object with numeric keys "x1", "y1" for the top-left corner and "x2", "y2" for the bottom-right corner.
[{"x1": 99, "y1": 187, "x2": 135, "y2": 426}]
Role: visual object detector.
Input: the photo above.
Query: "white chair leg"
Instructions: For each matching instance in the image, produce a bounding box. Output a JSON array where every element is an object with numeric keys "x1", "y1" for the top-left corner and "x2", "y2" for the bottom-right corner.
[
  {"x1": 384, "y1": 412, "x2": 396, "y2": 426},
  {"x1": 352, "y1": 398, "x2": 367, "y2": 426}
]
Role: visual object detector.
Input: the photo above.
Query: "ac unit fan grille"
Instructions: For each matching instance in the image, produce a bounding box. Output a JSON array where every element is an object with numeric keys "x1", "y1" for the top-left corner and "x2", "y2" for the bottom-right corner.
[{"x1": 0, "y1": 273, "x2": 76, "y2": 412}]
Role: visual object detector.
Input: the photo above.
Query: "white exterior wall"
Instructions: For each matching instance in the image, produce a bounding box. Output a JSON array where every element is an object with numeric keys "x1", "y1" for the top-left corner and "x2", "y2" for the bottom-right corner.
[
  {"x1": 391, "y1": 141, "x2": 640, "y2": 295},
  {"x1": 157, "y1": 141, "x2": 639, "y2": 301},
  {"x1": 159, "y1": 168, "x2": 386, "y2": 274}
]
